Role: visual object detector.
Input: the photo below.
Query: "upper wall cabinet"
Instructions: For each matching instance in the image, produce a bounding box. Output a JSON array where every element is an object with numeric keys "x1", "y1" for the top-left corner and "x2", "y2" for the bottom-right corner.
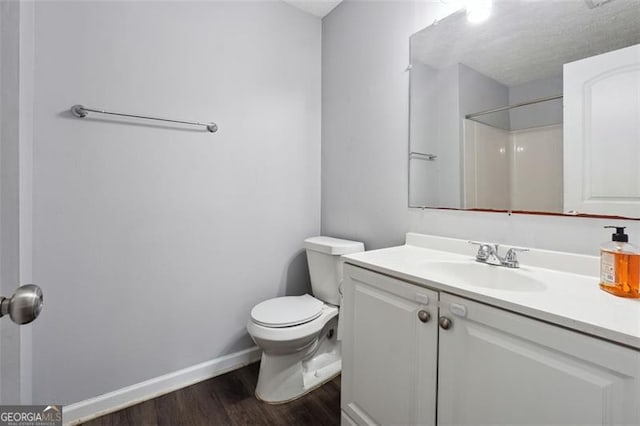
[
  {"x1": 408, "y1": 0, "x2": 640, "y2": 218},
  {"x1": 564, "y1": 45, "x2": 640, "y2": 217}
]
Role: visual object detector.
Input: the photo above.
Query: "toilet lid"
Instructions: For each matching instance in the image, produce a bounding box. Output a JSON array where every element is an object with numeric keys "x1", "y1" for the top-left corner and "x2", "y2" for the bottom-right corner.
[{"x1": 251, "y1": 295, "x2": 324, "y2": 328}]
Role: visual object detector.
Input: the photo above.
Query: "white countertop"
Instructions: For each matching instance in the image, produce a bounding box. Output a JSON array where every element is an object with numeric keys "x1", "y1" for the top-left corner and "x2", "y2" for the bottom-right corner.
[{"x1": 342, "y1": 233, "x2": 640, "y2": 349}]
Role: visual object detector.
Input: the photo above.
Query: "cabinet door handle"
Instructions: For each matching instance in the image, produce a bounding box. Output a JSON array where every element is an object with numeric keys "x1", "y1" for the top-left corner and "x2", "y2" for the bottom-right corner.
[
  {"x1": 439, "y1": 316, "x2": 452, "y2": 330},
  {"x1": 418, "y1": 310, "x2": 431, "y2": 323}
]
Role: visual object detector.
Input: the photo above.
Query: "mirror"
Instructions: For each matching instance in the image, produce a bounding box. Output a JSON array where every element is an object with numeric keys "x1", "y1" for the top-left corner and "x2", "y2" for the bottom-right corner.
[{"x1": 409, "y1": 0, "x2": 640, "y2": 217}]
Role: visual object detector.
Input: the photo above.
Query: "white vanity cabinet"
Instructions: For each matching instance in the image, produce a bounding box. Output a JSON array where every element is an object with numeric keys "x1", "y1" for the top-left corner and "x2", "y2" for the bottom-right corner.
[
  {"x1": 438, "y1": 293, "x2": 640, "y2": 425},
  {"x1": 341, "y1": 263, "x2": 640, "y2": 425},
  {"x1": 341, "y1": 265, "x2": 439, "y2": 425}
]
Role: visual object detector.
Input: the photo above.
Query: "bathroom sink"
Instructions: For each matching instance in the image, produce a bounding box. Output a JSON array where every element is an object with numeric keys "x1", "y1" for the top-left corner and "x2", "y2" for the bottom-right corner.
[{"x1": 420, "y1": 260, "x2": 547, "y2": 292}]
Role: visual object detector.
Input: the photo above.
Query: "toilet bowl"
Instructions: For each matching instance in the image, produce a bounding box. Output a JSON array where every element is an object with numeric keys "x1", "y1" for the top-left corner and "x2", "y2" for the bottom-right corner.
[
  {"x1": 247, "y1": 296, "x2": 340, "y2": 403},
  {"x1": 246, "y1": 236, "x2": 364, "y2": 403}
]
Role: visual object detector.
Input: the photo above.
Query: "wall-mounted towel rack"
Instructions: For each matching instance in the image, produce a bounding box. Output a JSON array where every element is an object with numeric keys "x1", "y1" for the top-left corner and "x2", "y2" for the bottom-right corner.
[
  {"x1": 70, "y1": 104, "x2": 218, "y2": 133},
  {"x1": 410, "y1": 151, "x2": 437, "y2": 161}
]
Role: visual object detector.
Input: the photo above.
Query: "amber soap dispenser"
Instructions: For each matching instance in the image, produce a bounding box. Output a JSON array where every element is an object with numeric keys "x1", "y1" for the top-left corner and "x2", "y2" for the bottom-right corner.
[{"x1": 599, "y1": 226, "x2": 640, "y2": 298}]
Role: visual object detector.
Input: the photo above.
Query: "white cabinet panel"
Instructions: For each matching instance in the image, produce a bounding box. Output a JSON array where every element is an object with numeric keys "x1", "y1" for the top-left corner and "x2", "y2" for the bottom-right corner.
[
  {"x1": 438, "y1": 293, "x2": 640, "y2": 425},
  {"x1": 341, "y1": 265, "x2": 438, "y2": 426},
  {"x1": 564, "y1": 44, "x2": 640, "y2": 216}
]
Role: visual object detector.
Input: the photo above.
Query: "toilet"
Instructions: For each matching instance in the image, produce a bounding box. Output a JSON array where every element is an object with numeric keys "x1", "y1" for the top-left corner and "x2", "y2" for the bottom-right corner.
[{"x1": 246, "y1": 236, "x2": 364, "y2": 403}]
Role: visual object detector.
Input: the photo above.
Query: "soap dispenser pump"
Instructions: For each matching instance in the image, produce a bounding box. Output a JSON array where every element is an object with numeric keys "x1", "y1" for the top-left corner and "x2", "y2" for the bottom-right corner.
[{"x1": 599, "y1": 226, "x2": 640, "y2": 298}]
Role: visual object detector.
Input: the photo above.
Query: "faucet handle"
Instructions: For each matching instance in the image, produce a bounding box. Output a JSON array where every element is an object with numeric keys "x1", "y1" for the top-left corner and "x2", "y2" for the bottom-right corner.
[
  {"x1": 468, "y1": 241, "x2": 495, "y2": 260},
  {"x1": 504, "y1": 247, "x2": 529, "y2": 267},
  {"x1": 468, "y1": 241, "x2": 492, "y2": 247},
  {"x1": 505, "y1": 247, "x2": 529, "y2": 256}
]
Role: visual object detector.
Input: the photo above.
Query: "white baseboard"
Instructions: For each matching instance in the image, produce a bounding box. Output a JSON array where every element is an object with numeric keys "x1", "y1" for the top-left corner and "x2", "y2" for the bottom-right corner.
[{"x1": 63, "y1": 346, "x2": 262, "y2": 426}]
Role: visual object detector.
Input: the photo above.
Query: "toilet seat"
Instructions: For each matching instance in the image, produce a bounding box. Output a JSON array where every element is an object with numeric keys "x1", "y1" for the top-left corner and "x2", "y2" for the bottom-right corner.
[
  {"x1": 251, "y1": 295, "x2": 324, "y2": 328},
  {"x1": 247, "y1": 304, "x2": 338, "y2": 348}
]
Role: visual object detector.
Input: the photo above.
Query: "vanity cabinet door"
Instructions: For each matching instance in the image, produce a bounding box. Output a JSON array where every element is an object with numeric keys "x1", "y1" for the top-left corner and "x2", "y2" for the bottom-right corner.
[
  {"x1": 341, "y1": 264, "x2": 438, "y2": 426},
  {"x1": 437, "y1": 293, "x2": 640, "y2": 425}
]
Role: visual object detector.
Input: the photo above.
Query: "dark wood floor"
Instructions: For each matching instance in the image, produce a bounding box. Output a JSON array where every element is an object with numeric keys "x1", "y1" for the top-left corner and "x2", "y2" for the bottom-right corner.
[{"x1": 80, "y1": 362, "x2": 341, "y2": 426}]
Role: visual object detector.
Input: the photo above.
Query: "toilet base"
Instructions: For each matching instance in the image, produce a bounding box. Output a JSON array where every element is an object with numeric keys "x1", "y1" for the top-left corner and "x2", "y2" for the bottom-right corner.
[
  {"x1": 255, "y1": 359, "x2": 341, "y2": 405},
  {"x1": 254, "y1": 317, "x2": 341, "y2": 403}
]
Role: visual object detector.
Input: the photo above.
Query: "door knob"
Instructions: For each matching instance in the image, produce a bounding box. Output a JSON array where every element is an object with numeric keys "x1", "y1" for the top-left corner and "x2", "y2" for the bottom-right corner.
[
  {"x1": 418, "y1": 310, "x2": 431, "y2": 323},
  {"x1": 0, "y1": 284, "x2": 43, "y2": 325},
  {"x1": 439, "y1": 316, "x2": 452, "y2": 330}
]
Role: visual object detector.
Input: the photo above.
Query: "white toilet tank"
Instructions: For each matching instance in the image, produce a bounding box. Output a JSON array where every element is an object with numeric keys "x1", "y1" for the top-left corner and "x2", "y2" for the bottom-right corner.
[{"x1": 303, "y1": 236, "x2": 364, "y2": 306}]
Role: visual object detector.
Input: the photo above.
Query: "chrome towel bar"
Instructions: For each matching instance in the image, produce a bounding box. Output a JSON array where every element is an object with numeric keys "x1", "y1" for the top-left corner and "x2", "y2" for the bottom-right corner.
[
  {"x1": 410, "y1": 151, "x2": 437, "y2": 161},
  {"x1": 70, "y1": 104, "x2": 218, "y2": 133}
]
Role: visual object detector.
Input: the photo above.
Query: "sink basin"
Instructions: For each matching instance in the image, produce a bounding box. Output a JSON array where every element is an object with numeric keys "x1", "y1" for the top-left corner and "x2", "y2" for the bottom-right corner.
[{"x1": 420, "y1": 260, "x2": 547, "y2": 292}]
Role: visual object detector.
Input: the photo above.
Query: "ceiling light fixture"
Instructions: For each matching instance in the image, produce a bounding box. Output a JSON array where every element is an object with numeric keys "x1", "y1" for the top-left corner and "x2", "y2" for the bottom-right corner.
[{"x1": 466, "y1": 0, "x2": 492, "y2": 23}]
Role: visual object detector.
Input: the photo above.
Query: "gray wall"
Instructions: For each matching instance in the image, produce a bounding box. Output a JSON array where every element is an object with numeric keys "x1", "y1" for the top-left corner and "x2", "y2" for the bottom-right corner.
[
  {"x1": 434, "y1": 63, "x2": 461, "y2": 208},
  {"x1": 322, "y1": 0, "x2": 640, "y2": 253},
  {"x1": 459, "y1": 63, "x2": 510, "y2": 130},
  {"x1": 509, "y1": 76, "x2": 563, "y2": 130},
  {"x1": 322, "y1": 0, "x2": 453, "y2": 249},
  {"x1": 30, "y1": 1, "x2": 321, "y2": 405},
  {"x1": 408, "y1": 62, "x2": 439, "y2": 207},
  {"x1": 409, "y1": 62, "x2": 438, "y2": 156}
]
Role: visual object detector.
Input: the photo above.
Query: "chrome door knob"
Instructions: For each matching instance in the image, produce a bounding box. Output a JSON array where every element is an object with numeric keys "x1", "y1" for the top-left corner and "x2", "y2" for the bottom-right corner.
[
  {"x1": 418, "y1": 310, "x2": 431, "y2": 323},
  {"x1": 0, "y1": 284, "x2": 43, "y2": 325},
  {"x1": 439, "y1": 316, "x2": 452, "y2": 330}
]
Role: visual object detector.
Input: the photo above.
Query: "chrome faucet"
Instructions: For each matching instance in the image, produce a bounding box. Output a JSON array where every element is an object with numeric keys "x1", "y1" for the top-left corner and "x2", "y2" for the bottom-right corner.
[{"x1": 468, "y1": 241, "x2": 529, "y2": 268}]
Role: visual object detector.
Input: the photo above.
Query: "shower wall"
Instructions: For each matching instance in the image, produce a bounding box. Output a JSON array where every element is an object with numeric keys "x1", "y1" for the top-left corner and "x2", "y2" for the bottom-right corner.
[
  {"x1": 464, "y1": 120, "x2": 563, "y2": 212},
  {"x1": 510, "y1": 124, "x2": 563, "y2": 212},
  {"x1": 463, "y1": 120, "x2": 510, "y2": 210}
]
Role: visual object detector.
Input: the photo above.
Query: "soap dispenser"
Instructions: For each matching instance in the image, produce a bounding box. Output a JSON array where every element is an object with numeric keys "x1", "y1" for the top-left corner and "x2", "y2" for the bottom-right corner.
[{"x1": 599, "y1": 226, "x2": 640, "y2": 298}]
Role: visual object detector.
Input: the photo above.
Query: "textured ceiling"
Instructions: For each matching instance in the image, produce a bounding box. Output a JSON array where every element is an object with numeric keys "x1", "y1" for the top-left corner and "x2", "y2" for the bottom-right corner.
[
  {"x1": 411, "y1": 0, "x2": 640, "y2": 86},
  {"x1": 282, "y1": 0, "x2": 342, "y2": 18}
]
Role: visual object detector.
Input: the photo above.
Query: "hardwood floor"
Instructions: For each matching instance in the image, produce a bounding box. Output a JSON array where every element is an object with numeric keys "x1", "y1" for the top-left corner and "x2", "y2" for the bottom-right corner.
[{"x1": 79, "y1": 362, "x2": 341, "y2": 426}]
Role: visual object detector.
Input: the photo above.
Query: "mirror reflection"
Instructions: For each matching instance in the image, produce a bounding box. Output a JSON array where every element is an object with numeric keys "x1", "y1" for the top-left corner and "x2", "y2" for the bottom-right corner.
[{"x1": 409, "y1": 0, "x2": 640, "y2": 217}]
